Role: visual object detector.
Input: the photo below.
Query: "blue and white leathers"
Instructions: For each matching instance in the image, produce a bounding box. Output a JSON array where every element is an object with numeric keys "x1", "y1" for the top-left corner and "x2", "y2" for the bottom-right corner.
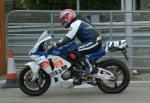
[
  {"x1": 57, "y1": 20, "x2": 101, "y2": 50},
  {"x1": 56, "y1": 19, "x2": 102, "y2": 74},
  {"x1": 66, "y1": 20, "x2": 99, "y2": 43}
]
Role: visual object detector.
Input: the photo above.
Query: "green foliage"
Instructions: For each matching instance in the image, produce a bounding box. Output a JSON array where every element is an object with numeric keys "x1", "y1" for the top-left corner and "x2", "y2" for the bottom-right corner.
[
  {"x1": 14, "y1": 0, "x2": 121, "y2": 10},
  {"x1": 15, "y1": 0, "x2": 49, "y2": 10},
  {"x1": 80, "y1": 0, "x2": 121, "y2": 10}
]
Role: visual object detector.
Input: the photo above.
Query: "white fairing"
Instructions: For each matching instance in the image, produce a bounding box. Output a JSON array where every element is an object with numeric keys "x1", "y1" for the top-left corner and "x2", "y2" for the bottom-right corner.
[
  {"x1": 25, "y1": 61, "x2": 94, "y2": 89},
  {"x1": 47, "y1": 55, "x2": 71, "y2": 75},
  {"x1": 47, "y1": 55, "x2": 73, "y2": 88},
  {"x1": 26, "y1": 55, "x2": 71, "y2": 76}
]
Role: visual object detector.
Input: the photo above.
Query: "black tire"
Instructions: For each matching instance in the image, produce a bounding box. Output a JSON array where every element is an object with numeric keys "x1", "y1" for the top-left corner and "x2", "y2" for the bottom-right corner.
[
  {"x1": 95, "y1": 59, "x2": 130, "y2": 94},
  {"x1": 19, "y1": 66, "x2": 51, "y2": 96}
]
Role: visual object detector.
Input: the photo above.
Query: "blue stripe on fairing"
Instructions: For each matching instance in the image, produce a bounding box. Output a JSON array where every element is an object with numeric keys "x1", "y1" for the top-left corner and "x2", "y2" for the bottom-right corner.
[
  {"x1": 86, "y1": 46, "x2": 106, "y2": 61},
  {"x1": 30, "y1": 50, "x2": 55, "y2": 58},
  {"x1": 30, "y1": 42, "x2": 78, "y2": 59},
  {"x1": 30, "y1": 42, "x2": 106, "y2": 61}
]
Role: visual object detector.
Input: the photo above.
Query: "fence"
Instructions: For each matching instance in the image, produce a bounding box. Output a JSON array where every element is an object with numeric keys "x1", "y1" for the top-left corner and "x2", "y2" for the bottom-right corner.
[{"x1": 6, "y1": 10, "x2": 150, "y2": 71}]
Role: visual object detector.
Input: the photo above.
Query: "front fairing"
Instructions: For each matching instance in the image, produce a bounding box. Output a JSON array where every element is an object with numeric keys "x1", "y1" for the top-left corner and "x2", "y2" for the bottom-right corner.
[{"x1": 29, "y1": 31, "x2": 52, "y2": 55}]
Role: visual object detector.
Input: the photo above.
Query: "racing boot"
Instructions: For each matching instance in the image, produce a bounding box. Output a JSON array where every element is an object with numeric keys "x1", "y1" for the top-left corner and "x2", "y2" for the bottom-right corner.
[{"x1": 82, "y1": 57, "x2": 93, "y2": 78}]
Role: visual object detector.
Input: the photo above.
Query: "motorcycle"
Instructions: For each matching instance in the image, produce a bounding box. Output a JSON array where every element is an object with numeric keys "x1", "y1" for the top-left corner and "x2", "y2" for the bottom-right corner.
[{"x1": 19, "y1": 31, "x2": 130, "y2": 96}]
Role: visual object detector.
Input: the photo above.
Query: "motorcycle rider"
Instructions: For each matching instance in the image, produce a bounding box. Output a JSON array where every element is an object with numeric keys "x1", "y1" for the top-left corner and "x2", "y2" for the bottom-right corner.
[{"x1": 51, "y1": 9, "x2": 102, "y2": 82}]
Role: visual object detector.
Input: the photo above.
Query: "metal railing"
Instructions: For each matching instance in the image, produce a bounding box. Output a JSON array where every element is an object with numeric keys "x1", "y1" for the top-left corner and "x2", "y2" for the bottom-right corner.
[{"x1": 6, "y1": 10, "x2": 150, "y2": 71}]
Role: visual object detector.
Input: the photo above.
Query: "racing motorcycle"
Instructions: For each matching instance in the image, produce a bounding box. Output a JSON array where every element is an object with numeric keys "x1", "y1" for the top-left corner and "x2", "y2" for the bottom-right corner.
[{"x1": 19, "y1": 31, "x2": 130, "y2": 96}]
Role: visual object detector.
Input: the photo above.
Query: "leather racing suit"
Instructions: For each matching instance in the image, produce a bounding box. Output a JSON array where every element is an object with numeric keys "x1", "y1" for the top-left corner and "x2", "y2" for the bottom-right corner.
[{"x1": 56, "y1": 19, "x2": 102, "y2": 75}]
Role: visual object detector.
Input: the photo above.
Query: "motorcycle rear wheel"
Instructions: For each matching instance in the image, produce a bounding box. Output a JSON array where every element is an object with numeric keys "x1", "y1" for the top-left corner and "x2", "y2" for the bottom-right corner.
[
  {"x1": 19, "y1": 66, "x2": 51, "y2": 96},
  {"x1": 95, "y1": 59, "x2": 130, "y2": 94}
]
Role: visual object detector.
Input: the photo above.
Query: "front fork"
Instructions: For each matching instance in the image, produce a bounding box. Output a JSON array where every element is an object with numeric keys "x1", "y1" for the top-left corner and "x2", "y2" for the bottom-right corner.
[
  {"x1": 27, "y1": 61, "x2": 52, "y2": 82},
  {"x1": 25, "y1": 62, "x2": 41, "y2": 81},
  {"x1": 31, "y1": 67, "x2": 40, "y2": 82}
]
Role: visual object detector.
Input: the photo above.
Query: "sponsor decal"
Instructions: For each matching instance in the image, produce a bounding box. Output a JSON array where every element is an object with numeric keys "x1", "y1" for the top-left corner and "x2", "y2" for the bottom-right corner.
[
  {"x1": 55, "y1": 60, "x2": 63, "y2": 68},
  {"x1": 41, "y1": 60, "x2": 50, "y2": 69}
]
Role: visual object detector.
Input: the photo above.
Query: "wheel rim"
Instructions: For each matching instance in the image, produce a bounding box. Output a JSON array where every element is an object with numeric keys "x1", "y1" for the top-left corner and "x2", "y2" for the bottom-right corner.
[
  {"x1": 23, "y1": 70, "x2": 46, "y2": 91},
  {"x1": 100, "y1": 65, "x2": 125, "y2": 89}
]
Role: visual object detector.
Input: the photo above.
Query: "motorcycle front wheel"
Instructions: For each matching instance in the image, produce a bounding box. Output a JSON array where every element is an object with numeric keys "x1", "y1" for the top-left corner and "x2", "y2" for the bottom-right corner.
[
  {"x1": 19, "y1": 66, "x2": 51, "y2": 96},
  {"x1": 95, "y1": 59, "x2": 130, "y2": 94}
]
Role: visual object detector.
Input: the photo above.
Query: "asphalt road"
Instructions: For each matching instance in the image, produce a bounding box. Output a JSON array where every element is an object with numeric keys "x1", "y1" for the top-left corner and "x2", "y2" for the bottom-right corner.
[{"x1": 0, "y1": 83, "x2": 150, "y2": 103}]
